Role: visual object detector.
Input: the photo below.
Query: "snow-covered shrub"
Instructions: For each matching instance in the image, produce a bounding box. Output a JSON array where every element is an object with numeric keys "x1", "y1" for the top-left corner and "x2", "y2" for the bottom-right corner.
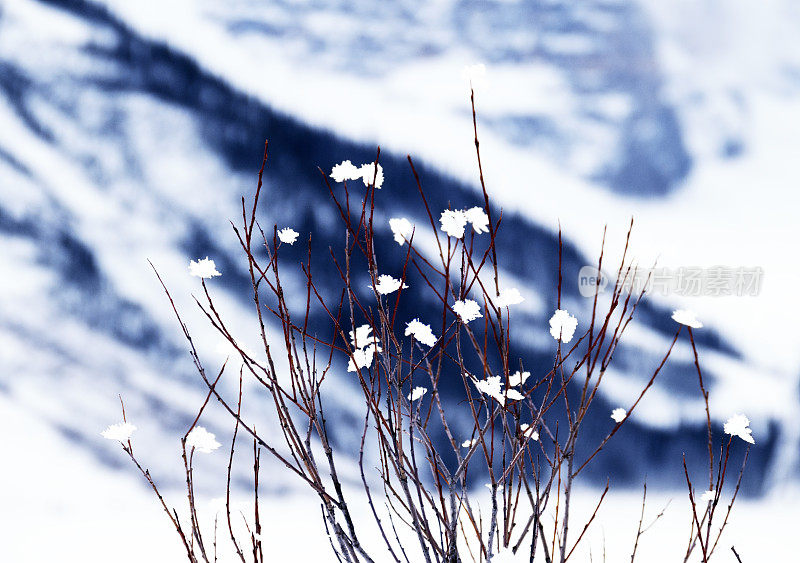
[{"x1": 104, "y1": 91, "x2": 752, "y2": 563}]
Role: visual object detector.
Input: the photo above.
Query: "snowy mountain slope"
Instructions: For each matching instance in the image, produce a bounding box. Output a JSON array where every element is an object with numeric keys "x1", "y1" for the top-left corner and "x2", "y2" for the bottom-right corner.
[
  {"x1": 77, "y1": 0, "x2": 799, "y2": 368},
  {"x1": 3, "y1": 380, "x2": 796, "y2": 562},
  {"x1": 0, "y1": 0, "x2": 794, "y2": 505},
  {"x1": 78, "y1": 0, "x2": 800, "y2": 479},
  {"x1": 90, "y1": 0, "x2": 692, "y2": 197}
]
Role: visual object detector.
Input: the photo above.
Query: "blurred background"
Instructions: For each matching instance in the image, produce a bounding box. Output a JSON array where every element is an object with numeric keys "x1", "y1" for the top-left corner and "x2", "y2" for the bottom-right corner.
[{"x1": 1, "y1": 0, "x2": 798, "y2": 560}]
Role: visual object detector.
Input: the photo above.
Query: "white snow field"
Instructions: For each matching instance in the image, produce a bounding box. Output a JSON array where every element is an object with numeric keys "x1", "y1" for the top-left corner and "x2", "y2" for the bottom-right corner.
[{"x1": 3, "y1": 388, "x2": 797, "y2": 561}]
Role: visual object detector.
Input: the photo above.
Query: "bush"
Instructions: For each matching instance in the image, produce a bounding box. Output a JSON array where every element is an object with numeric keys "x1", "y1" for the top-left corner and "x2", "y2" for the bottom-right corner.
[{"x1": 106, "y1": 92, "x2": 751, "y2": 562}]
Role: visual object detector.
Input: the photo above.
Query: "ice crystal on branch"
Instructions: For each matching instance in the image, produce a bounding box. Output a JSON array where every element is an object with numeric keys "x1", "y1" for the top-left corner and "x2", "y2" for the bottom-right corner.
[
  {"x1": 474, "y1": 376, "x2": 503, "y2": 402},
  {"x1": 453, "y1": 299, "x2": 482, "y2": 323},
  {"x1": 496, "y1": 287, "x2": 524, "y2": 307},
  {"x1": 439, "y1": 207, "x2": 490, "y2": 238},
  {"x1": 404, "y1": 319, "x2": 437, "y2": 347},
  {"x1": 330, "y1": 160, "x2": 361, "y2": 183},
  {"x1": 349, "y1": 324, "x2": 378, "y2": 349},
  {"x1": 473, "y1": 376, "x2": 524, "y2": 405},
  {"x1": 389, "y1": 217, "x2": 414, "y2": 246},
  {"x1": 440, "y1": 209, "x2": 468, "y2": 238},
  {"x1": 672, "y1": 309, "x2": 703, "y2": 329},
  {"x1": 504, "y1": 389, "x2": 525, "y2": 401},
  {"x1": 408, "y1": 387, "x2": 428, "y2": 401},
  {"x1": 520, "y1": 423, "x2": 539, "y2": 441},
  {"x1": 373, "y1": 274, "x2": 407, "y2": 295},
  {"x1": 724, "y1": 414, "x2": 755, "y2": 444},
  {"x1": 186, "y1": 426, "x2": 221, "y2": 453},
  {"x1": 331, "y1": 159, "x2": 384, "y2": 188},
  {"x1": 508, "y1": 370, "x2": 531, "y2": 387},
  {"x1": 278, "y1": 228, "x2": 299, "y2": 245},
  {"x1": 359, "y1": 162, "x2": 384, "y2": 189},
  {"x1": 101, "y1": 422, "x2": 137, "y2": 441},
  {"x1": 348, "y1": 345, "x2": 378, "y2": 372},
  {"x1": 188, "y1": 257, "x2": 221, "y2": 279},
  {"x1": 549, "y1": 309, "x2": 577, "y2": 343},
  {"x1": 611, "y1": 408, "x2": 627, "y2": 423},
  {"x1": 465, "y1": 206, "x2": 490, "y2": 234}
]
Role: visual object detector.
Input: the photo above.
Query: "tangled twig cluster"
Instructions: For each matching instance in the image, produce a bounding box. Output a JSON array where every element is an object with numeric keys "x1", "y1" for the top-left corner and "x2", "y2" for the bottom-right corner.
[{"x1": 105, "y1": 91, "x2": 751, "y2": 562}]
